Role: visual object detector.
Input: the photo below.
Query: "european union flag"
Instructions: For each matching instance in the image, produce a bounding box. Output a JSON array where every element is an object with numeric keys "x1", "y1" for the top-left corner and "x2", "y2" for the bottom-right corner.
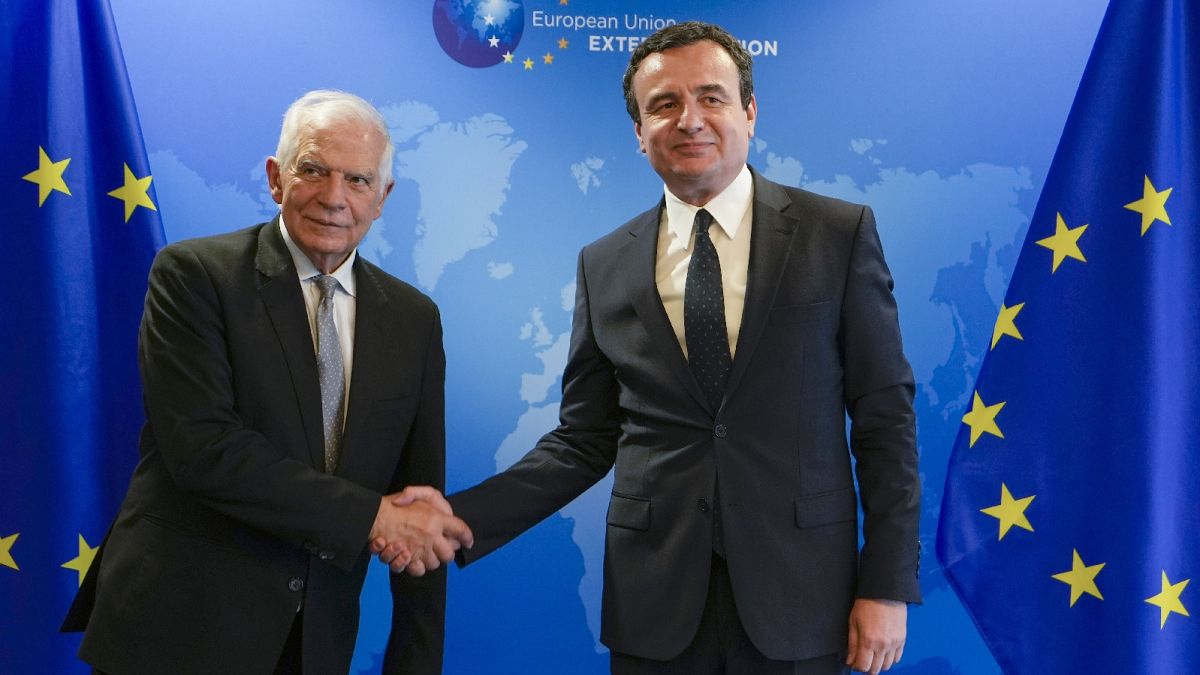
[
  {"x1": 0, "y1": 0, "x2": 164, "y2": 670},
  {"x1": 937, "y1": 0, "x2": 1199, "y2": 671}
]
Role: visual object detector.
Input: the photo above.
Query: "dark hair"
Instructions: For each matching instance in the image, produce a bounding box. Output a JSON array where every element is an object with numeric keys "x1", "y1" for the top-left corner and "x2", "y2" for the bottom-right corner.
[{"x1": 622, "y1": 21, "x2": 754, "y2": 122}]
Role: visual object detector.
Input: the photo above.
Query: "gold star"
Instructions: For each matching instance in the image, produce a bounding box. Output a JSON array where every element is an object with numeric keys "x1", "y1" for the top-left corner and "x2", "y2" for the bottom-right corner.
[
  {"x1": 962, "y1": 391, "x2": 1005, "y2": 447},
  {"x1": 1124, "y1": 175, "x2": 1173, "y2": 236},
  {"x1": 980, "y1": 483, "x2": 1034, "y2": 540},
  {"x1": 558, "y1": 37, "x2": 569, "y2": 49},
  {"x1": 0, "y1": 533, "x2": 18, "y2": 571},
  {"x1": 1035, "y1": 212, "x2": 1087, "y2": 273},
  {"x1": 523, "y1": 57, "x2": 534, "y2": 70},
  {"x1": 543, "y1": 52, "x2": 555, "y2": 65},
  {"x1": 502, "y1": 51, "x2": 514, "y2": 64},
  {"x1": 22, "y1": 146, "x2": 72, "y2": 206},
  {"x1": 991, "y1": 302, "x2": 1025, "y2": 350},
  {"x1": 1146, "y1": 571, "x2": 1190, "y2": 628},
  {"x1": 61, "y1": 534, "x2": 99, "y2": 587},
  {"x1": 1052, "y1": 549, "x2": 1105, "y2": 606},
  {"x1": 107, "y1": 163, "x2": 157, "y2": 222},
  {"x1": 560, "y1": 0, "x2": 569, "y2": 5}
]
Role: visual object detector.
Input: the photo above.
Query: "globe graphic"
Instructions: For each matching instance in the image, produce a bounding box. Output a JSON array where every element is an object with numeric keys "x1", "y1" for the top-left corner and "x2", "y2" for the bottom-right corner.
[{"x1": 432, "y1": 0, "x2": 524, "y2": 68}]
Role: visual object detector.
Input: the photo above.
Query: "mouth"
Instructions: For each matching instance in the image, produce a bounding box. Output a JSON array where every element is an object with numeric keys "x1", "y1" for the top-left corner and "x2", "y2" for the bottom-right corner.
[
  {"x1": 673, "y1": 142, "x2": 714, "y2": 154},
  {"x1": 304, "y1": 215, "x2": 347, "y2": 229}
]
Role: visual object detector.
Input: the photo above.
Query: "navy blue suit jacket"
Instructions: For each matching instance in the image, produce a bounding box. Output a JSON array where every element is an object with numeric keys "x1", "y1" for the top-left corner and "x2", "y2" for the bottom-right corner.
[{"x1": 450, "y1": 170, "x2": 921, "y2": 661}]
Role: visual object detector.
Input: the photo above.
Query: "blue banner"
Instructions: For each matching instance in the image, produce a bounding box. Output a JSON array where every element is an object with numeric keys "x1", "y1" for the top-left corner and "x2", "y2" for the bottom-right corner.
[
  {"x1": 0, "y1": 0, "x2": 165, "y2": 671},
  {"x1": 937, "y1": 0, "x2": 1199, "y2": 671}
]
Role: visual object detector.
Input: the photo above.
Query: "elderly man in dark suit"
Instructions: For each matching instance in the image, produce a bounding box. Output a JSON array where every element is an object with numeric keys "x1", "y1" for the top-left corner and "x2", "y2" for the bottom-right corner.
[
  {"x1": 413, "y1": 21, "x2": 920, "y2": 675},
  {"x1": 63, "y1": 90, "x2": 472, "y2": 674}
]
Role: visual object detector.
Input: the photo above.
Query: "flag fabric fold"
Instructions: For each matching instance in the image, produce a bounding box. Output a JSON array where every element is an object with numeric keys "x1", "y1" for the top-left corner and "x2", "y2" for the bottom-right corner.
[
  {"x1": 937, "y1": 0, "x2": 1199, "y2": 671},
  {"x1": 0, "y1": 0, "x2": 165, "y2": 670}
]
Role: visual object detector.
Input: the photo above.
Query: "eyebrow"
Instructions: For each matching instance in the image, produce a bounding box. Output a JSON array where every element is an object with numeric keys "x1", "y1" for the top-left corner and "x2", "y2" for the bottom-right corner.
[{"x1": 695, "y1": 83, "x2": 731, "y2": 98}]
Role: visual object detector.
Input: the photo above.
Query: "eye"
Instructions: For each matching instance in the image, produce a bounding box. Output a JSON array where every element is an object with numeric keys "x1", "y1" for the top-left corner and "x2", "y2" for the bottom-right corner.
[{"x1": 296, "y1": 162, "x2": 327, "y2": 179}]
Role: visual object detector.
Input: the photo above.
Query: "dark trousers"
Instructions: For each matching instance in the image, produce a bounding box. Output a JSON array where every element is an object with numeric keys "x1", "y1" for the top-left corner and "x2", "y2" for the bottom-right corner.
[{"x1": 610, "y1": 555, "x2": 848, "y2": 675}]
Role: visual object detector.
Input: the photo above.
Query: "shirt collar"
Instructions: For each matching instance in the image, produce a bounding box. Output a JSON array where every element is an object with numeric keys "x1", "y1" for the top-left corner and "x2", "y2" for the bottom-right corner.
[
  {"x1": 663, "y1": 165, "x2": 753, "y2": 248},
  {"x1": 278, "y1": 216, "x2": 357, "y2": 297}
]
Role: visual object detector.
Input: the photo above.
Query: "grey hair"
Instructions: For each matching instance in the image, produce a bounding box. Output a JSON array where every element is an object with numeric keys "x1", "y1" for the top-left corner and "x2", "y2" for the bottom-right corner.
[{"x1": 275, "y1": 90, "x2": 394, "y2": 188}]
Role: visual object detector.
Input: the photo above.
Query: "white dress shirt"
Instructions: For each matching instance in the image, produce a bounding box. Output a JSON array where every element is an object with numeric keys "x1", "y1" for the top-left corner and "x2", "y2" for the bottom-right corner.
[
  {"x1": 656, "y1": 165, "x2": 754, "y2": 360},
  {"x1": 279, "y1": 217, "x2": 356, "y2": 413}
]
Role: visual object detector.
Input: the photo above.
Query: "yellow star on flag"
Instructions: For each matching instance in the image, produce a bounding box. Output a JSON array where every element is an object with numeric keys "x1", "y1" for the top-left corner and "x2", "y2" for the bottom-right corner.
[
  {"x1": 1035, "y1": 212, "x2": 1087, "y2": 273},
  {"x1": 107, "y1": 163, "x2": 157, "y2": 222},
  {"x1": 502, "y1": 51, "x2": 514, "y2": 63},
  {"x1": 558, "y1": 37, "x2": 569, "y2": 49},
  {"x1": 1052, "y1": 549, "x2": 1105, "y2": 606},
  {"x1": 523, "y1": 57, "x2": 534, "y2": 70},
  {"x1": 1124, "y1": 175, "x2": 1172, "y2": 236},
  {"x1": 991, "y1": 302, "x2": 1025, "y2": 349},
  {"x1": 61, "y1": 534, "x2": 99, "y2": 586},
  {"x1": 962, "y1": 391, "x2": 1004, "y2": 447},
  {"x1": 1, "y1": 532, "x2": 18, "y2": 571},
  {"x1": 22, "y1": 146, "x2": 72, "y2": 206},
  {"x1": 980, "y1": 483, "x2": 1034, "y2": 540},
  {"x1": 543, "y1": 52, "x2": 555, "y2": 65},
  {"x1": 1146, "y1": 571, "x2": 1190, "y2": 628},
  {"x1": 560, "y1": 0, "x2": 568, "y2": 5}
]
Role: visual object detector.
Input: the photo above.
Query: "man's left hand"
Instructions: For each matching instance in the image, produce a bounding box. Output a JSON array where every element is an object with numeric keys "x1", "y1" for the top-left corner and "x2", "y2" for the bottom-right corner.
[{"x1": 846, "y1": 598, "x2": 906, "y2": 674}]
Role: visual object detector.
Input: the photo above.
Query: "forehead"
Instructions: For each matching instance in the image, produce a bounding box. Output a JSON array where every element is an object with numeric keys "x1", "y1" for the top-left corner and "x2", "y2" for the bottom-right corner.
[
  {"x1": 295, "y1": 119, "x2": 385, "y2": 164},
  {"x1": 632, "y1": 40, "x2": 739, "y2": 99}
]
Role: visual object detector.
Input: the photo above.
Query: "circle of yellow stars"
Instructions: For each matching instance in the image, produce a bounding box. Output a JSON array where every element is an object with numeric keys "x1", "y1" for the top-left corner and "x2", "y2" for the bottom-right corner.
[
  {"x1": 1, "y1": 531, "x2": 99, "y2": 587},
  {"x1": 10, "y1": 143, "x2": 154, "y2": 587},
  {"x1": 22, "y1": 145, "x2": 157, "y2": 221},
  {"x1": 961, "y1": 172, "x2": 1187, "y2": 627},
  {"x1": 495, "y1": 24, "x2": 570, "y2": 71}
]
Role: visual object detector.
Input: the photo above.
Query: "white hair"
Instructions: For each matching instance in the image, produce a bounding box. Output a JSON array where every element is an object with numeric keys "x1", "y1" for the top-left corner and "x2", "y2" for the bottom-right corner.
[{"x1": 275, "y1": 90, "x2": 394, "y2": 187}]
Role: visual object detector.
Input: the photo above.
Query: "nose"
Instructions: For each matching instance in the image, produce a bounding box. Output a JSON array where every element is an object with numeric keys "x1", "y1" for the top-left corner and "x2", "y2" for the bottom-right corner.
[
  {"x1": 316, "y1": 174, "x2": 348, "y2": 210},
  {"x1": 676, "y1": 103, "x2": 703, "y2": 133}
]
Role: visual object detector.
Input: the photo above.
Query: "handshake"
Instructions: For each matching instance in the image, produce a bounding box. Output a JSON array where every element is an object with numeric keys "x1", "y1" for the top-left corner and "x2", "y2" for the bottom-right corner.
[{"x1": 367, "y1": 486, "x2": 474, "y2": 576}]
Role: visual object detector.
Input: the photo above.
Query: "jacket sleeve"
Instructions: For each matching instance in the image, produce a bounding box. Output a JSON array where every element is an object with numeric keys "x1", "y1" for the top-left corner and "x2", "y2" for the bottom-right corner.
[
  {"x1": 839, "y1": 206, "x2": 922, "y2": 604},
  {"x1": 449, "y1": 247, "x2": 621, "y2": 564}
]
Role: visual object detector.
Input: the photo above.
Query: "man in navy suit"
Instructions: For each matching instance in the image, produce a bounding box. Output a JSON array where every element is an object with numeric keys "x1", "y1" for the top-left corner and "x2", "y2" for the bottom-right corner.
[
  {"x1": 401, "y1": 21, "x2": 919, "y2": 674},
  {"x1": 64, "y1": 90, "x2": 472, "y2": 674}
]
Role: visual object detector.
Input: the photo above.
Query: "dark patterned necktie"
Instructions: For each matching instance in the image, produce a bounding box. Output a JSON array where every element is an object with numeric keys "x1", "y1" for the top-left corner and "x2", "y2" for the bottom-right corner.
[
  {"x1": 314, "y1": 274, "x2": 345, "y2": 473},
  {"x1": 684, "y1": 209, "x2": 732, "y2": 411}
]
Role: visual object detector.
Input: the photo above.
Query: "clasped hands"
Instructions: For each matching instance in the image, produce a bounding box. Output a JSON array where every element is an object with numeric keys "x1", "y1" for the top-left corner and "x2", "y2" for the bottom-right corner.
[{"x1": 367, "y1": 486, "x2": 473, "y2": 576}]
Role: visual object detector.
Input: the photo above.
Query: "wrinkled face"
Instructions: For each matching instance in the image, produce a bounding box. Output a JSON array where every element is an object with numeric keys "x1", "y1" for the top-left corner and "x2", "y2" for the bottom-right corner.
[
  {"x1": 632, "y1": 40, "x2": 756, "y2": 205},
  {"x1": 266, "y1": 119, "x2": 393, "y2": 273}
]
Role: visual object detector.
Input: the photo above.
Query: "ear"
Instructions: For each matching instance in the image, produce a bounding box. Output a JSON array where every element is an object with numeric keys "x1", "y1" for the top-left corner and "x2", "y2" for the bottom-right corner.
[
  {"x1": 266, "y1": 157, "x2": 284, "y2": 205},
  {"x1": 745, "y1": 94, "x2": 758, "y2": 138},
  {"x1": 634, "y1": 120, "x2": 646, "y2": 154}
]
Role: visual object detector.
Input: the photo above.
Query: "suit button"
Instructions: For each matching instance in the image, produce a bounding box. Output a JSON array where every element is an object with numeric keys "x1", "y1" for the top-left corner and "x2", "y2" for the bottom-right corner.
[
  {"x1": 319, "y1": 550, "x2": 335, "y2": 561},
  {"x1": 713, "y1": 424, "x2": 728, "y2": 438},
  {"x1": 698, "y1": 498, "x2": 711, "y2": 513},
  {"x1": 288, "y1": 577, "x2": 305, "y2": 592}
]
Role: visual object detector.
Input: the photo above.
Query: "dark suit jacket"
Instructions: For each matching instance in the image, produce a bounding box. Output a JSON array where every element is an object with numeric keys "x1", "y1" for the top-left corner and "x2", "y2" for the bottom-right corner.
[
  {"x1": 450, "y1": 170, "x2": 921, "y2": 662},
  {"x1": 63, "y1": 219, "x2": 446, "y2": 674}
]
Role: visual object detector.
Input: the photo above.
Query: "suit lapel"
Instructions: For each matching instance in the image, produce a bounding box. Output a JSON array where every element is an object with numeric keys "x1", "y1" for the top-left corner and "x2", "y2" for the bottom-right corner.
[
  {"x1": 255, "y1": 218, "x2": 326, "y2": 470},
  {"x1": 725, "y1": 172, "x2": 799, "y2": 403},
  {"x1": 620, "y1": 202, "x2": 713, "y2": 413},
  {"x1": 337, "y1": 259, "x2": 388, "y2": 476}
]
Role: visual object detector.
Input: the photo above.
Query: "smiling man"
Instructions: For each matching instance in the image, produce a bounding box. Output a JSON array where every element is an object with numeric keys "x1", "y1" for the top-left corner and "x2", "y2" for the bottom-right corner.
[
  {"x1": 438, "y1": 21, "x2": 921, "y2": 675},
  {"x1": 63, "y1": 90, "x2": 472, "y2": 674}
]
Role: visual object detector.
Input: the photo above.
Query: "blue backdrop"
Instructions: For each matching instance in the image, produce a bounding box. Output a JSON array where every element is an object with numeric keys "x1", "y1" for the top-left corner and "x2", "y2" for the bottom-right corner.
[{"x1": 15, "y1": 0, "x2": 1113, "y2": 672}]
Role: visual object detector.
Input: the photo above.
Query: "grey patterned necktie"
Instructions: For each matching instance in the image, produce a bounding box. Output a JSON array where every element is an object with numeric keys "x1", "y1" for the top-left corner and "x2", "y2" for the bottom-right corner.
[
  {"x1": 314, "y1": 274, "x2": 345, "y2": 473},
  {"x1": 684, "y1": 209, "x2": 732, "y2": 410}
]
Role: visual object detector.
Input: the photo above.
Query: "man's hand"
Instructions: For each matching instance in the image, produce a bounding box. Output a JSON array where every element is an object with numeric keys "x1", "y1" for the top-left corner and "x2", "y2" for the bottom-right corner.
[
  {"x1": 846, "y1": 598, "x2": 906, "y2": 674},
  {"x1": 367, "y1": 487, "x2": 473, "y2": 576}
]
